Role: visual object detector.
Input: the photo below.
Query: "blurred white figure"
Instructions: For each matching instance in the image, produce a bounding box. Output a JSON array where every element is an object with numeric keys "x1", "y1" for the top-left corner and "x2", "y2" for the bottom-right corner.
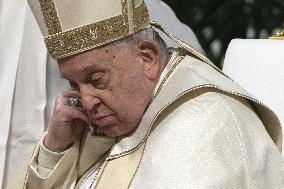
[
  {"x1": 0, "y1": 3, "x2": 48, "y2": 189},
  {"x1": 0, "y1": 0, "x2": 203, "y2": 188},
  {"x1": 223, "y1": 39, "x2": 284, "y2": 151}
]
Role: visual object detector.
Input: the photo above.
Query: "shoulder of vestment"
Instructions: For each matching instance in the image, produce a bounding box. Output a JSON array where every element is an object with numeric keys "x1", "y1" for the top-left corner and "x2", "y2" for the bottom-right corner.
[{"x1": 107, "y1": 47, "x2": 282, "y2": 159}]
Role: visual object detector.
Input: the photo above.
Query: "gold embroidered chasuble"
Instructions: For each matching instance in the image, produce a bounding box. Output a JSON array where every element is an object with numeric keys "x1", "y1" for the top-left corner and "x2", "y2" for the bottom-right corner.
[{"x1": 6, "y1": 49, "x2": 283, "y2": 189}]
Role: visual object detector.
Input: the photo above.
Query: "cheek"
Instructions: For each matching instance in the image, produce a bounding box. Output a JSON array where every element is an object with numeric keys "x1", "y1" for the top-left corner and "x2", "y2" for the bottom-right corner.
[
  {"x1": 120, "y1": 79, "x2": 150, "y2": 121},
  {"x1": 104, "y1": 79, "x2": 152, "y2": 136},
  {"x1": 109, "y1": 63, "x2": 151, "y2": 120}
]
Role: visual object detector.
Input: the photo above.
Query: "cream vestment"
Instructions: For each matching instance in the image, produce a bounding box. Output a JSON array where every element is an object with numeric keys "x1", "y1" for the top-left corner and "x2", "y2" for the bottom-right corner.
[
  {"x1": 7, "y1": 49, "x2": 283, "y2": 189},
  {"x1": 0, "y1": 1, "x2": 203, "y2": 187}
]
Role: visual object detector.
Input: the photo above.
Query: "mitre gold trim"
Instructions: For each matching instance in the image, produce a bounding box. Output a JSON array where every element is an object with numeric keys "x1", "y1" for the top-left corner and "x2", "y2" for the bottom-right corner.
[
  {"x1": 39, "y1": 0, "x2": 62, "y2": 35},
  {"x1": 133, "y1": 1, "x2": 149, "y2": 31},
  {"x1": 44, "y1": 14, "x2": 129, "y2": 59},
  {"x1": 43, "y1": 0, "x2": 150, "y2": 59}
]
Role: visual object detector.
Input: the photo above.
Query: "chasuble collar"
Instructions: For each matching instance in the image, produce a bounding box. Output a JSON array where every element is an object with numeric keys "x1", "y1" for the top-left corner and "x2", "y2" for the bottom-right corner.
[{"x1": 107, "y1": 48, "x2": 282, "y2": 159}]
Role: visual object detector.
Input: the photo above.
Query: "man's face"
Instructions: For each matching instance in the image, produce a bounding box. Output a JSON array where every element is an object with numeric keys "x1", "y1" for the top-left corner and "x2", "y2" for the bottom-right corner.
[{"x1": 58, "y1": 43, "x2": 156, "y2": 137}]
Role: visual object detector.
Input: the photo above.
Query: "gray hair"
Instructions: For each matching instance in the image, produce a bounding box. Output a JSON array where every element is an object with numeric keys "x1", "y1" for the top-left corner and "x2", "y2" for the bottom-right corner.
[{"x1": 113, "y1": 28, "x2": 168, "y2": 58}]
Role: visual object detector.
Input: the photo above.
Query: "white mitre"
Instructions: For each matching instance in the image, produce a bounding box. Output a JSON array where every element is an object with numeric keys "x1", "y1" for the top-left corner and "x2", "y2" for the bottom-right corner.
[
  {"x1": 223, "y1": 33, "x2": 284, "y2": 138},
  {"x1": 28, "y1": 0, "x2": 151, "y2": 59}
]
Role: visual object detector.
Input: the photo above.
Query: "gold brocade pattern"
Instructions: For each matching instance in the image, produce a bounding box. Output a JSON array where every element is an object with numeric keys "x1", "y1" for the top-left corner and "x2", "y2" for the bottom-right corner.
[
  {"x1": 43, "y1": 0, "x2": 150, "y2": 59},
  {"x1": 133, "y1": 1, "x2": 149, "y2": 31},
  {"x1": 44, "y1": 15, "x2": 129, "y2": 59},
  {"x1": 39, "y1": 0, "x2": 62, "y2": 35}
]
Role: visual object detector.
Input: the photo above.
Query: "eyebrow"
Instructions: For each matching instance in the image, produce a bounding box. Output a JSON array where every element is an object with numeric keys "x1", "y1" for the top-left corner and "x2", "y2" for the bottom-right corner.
[
  {"x1": 60, "y1": 64, "x2": 98, "y2": 80},
  {"x1": 82, "y1": 64, "x2": 97, "y2": 74}
]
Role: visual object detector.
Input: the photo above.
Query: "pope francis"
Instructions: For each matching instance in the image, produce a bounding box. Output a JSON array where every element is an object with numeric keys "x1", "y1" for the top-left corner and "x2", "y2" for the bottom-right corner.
[{"x1": 7, "y1": 0, "x2": 283, "y2": 188}]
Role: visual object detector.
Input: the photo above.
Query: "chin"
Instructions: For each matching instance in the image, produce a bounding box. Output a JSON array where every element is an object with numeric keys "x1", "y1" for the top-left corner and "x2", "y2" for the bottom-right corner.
[
  {"x1": 102, "y1": 130, "x2": 118, "y2": 137},
  {"x1": 102, "y1": 126, "x2": 122, "y2": 137},
  {"x1": 103, "y1": 127, "x2": 134, "y2": 138}
]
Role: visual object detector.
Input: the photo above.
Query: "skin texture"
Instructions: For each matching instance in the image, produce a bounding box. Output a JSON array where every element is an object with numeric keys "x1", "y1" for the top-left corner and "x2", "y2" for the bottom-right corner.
[{"x1": 44, "y1": 40, "x2": 167, "y2": 152}]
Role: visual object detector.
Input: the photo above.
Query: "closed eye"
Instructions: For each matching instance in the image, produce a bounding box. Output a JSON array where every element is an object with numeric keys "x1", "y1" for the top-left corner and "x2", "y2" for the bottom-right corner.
[
  {"x1": 69, "y1": 80, "x2": 79, "y2": 91},
  {"x1": 89, "y1": 72, "x2": 108, "y2": 89}
]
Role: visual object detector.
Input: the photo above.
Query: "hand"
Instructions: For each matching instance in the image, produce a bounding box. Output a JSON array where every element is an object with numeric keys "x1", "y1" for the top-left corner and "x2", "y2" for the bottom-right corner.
[{"x1": 44, "y1": 90, "x2": 91, "y2": 152}]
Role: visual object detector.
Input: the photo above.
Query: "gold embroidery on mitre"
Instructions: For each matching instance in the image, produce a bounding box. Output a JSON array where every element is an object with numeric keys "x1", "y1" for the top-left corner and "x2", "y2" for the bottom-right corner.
[
  {"x1": 44, "y1": 0, "x2": 129, "y2": 59},
  {"x1": 43, "y1": 0, "x2": 150, "y2": 59},
  {"x1": 39, "y1": 0, "x2": 62, "y2": 35},
  {"x1": 133, "y1": 1, "x2": 150, "y2": 31},
  {"x1": 44, "y1": 14, "x2": 129, "y2": 59}
]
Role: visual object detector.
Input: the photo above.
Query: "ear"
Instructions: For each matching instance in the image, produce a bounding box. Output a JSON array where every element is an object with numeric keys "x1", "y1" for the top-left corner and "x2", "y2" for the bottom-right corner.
[{"x1": 138, "y1": 40, "x2": 161, "y2": 81}]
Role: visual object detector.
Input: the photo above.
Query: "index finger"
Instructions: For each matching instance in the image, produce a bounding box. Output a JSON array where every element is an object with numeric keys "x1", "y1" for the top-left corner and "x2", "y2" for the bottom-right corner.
[{"x1": 62, "y1": 90, "x2": 81, "y2": 98}]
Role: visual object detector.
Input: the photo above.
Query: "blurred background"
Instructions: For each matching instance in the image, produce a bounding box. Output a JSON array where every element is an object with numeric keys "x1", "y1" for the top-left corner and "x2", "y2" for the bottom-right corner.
[{"x1": 162, "y1": 0, "x2": 284, "y2": 68}]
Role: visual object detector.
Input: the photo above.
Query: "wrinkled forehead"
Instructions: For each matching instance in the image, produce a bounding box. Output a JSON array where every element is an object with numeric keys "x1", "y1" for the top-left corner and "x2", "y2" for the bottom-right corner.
[{"x1": 57, "y1": 43, "x2": 131, "y2": 78}]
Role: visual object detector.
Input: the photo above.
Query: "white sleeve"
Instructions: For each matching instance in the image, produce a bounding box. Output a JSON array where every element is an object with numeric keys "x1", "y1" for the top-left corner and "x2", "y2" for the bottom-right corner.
[
  {"x1": 26, "y1": 134, "x2": 79, "y2": 189},
  {"x1": 30, "y1": 137, "x2": 68, "y2": 178}
]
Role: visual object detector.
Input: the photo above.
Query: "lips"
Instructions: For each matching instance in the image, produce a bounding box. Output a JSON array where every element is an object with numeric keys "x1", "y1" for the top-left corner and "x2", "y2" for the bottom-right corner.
[
  {"x1": 94, "y1": 114, "x2": 110, "y2": 120},
  {"x1": 92, "y1": 114, "x2": 115, "y2": 127}
]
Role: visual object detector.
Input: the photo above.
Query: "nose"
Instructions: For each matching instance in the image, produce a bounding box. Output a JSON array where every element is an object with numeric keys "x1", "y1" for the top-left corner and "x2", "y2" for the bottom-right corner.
[{"x1": 80, "y1": 85, "x2": 101, "y2": 112}]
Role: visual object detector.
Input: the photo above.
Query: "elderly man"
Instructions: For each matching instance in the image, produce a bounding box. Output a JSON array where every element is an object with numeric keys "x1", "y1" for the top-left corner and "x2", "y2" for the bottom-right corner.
[
  {"x1": 7, "y1": 0, "x2": 283, "y2": 188},
  {"x1": 0, "y1": 0, "x2": 204, "y2": 187}
]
